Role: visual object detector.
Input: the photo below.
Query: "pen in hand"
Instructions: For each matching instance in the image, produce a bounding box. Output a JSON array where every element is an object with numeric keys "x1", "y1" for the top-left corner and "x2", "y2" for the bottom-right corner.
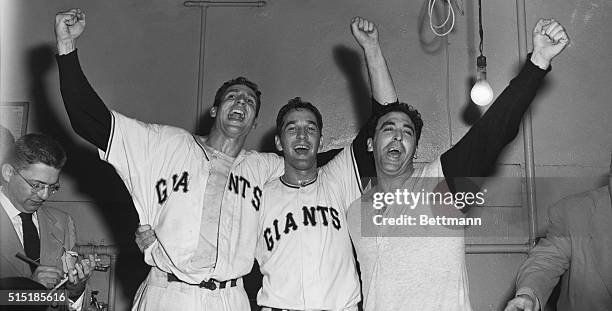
[
  {"x1": 16, "y1": 252, "x2": 69, "y2": 293},
  {"x1": 15, "y1": 252, "x2": 40, "y2": 267}
]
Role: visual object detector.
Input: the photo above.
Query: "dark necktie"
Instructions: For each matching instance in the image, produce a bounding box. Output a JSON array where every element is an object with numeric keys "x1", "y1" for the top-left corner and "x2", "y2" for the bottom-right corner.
[{"x1": 18, "y1": 212, "x2": 40, "y2": 272}]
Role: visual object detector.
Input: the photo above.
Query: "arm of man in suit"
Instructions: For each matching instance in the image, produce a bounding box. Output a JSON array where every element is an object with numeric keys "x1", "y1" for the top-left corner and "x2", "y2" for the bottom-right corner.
[
  {"x1": 505, "y1": 199, "x2": 572, "y2": 311},
  {"x1": 63, "y1": 215, "x2": 96, "y2": 310}
]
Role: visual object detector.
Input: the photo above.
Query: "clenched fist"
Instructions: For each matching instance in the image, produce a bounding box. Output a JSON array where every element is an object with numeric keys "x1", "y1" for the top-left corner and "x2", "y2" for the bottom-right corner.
[
  {"x1": 135, "y1": 224, "x2": 157, "y2": 253},
  {"x1": 530, "y1": 18, "x2": 570, "y2": 69},
  {"x1": 55, "y1": 8, "x2": 86, "y2": 55},
  {"x1": 351, "y1": 17, "x2": 379, "y2": 51}
]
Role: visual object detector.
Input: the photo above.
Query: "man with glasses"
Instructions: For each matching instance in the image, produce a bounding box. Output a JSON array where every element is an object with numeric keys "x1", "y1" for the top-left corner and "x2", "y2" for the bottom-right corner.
[{"x1": 0, "y1": 133, "x2": 95, "y2": 310}]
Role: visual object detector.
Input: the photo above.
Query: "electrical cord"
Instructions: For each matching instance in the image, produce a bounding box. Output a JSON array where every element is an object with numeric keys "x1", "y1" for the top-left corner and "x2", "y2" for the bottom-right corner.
[{"x1": 428, "y1": 0, "x2": 455, "y2": 36}]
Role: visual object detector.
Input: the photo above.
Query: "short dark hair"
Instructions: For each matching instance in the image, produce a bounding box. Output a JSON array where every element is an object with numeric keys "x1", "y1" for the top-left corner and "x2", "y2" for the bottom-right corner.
[
  {"x1": 276, "y1": 97, "x2": 323, "y2": 135},
  {"x1": 213, "y1": 77, "x2": 262, "y2": 116},
  {"x1": 5, "y1": 134, "x2": 67, "y2": 170},
  {"x1": 367, "y1": 102, "x2": 424, "y2": 144}
]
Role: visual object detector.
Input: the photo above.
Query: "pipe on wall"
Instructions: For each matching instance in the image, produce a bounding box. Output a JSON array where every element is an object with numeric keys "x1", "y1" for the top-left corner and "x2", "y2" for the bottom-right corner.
[
  {"x1": 515, "y1": 0, "x2": 539, "y2": 249},
  {"x1": 74, "y1": 244, "x2": 119, "y2": 311},
  {"x1": 195, "y1": 5, "x2": 208, "y2": 134},
  {"x1": 466, "y1": 243, "x2": 530, "y2": 254},
  {"x1": 184, "y1": 1, "x2": 266, "y2": 7}
]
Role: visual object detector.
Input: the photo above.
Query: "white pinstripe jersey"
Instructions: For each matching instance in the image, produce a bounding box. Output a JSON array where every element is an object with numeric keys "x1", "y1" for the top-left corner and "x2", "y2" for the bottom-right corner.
[
  {"x1": 255, "y1": 146, "x2": 363, "y2": 310},
  {"x1": 99, "y1": 111, "x2": 283, "y2": 284}
]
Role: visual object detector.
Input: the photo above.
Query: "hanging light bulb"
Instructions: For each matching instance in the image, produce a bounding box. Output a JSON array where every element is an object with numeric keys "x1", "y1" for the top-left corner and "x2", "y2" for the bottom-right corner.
[
  {"x1": 470, "y1": 0, "x2": 493, "y2": 106},
  {"x1": 471, "y1": 55, "x2": 493, "y2": 106}
]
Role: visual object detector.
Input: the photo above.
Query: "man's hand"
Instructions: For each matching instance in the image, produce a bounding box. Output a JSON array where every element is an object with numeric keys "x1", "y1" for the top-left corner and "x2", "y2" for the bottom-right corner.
[
  {"x1": 65, "y1": 254, "x2": 96, "y2": 299},
  {"x1": 530, "y1": 18, "x2": 570, "y2": 69},
  {"x1": 504, "y1": 294, "x2": 538, "y2": 311},
  {"x1": 55, "y1": 8, "x2": 86, "y2": 55},
  {"x1": 351, "y1": 17, "x2": 379, "y2": 51},
  {"x1": 135, "y1": 224, "x2": 157, "y2": 253},
  {"x1": 31, "y1": 266, "x2": 63, "y2": 289}
]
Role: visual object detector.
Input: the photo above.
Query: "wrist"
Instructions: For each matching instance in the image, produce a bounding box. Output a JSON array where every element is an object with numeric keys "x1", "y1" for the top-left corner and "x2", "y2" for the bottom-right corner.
[
  {"x1": 57, "y1": 39, "x2": 76, "y2": 55},
  {"x1": 363, "y1": 45, "x2": 383, "y2": 59},
  {"x1": 516, "y1": 287, "x2": 540, "y2": 311},
  {"x1": 530, "y1": 50, "x2": 550, "y2": 70}
]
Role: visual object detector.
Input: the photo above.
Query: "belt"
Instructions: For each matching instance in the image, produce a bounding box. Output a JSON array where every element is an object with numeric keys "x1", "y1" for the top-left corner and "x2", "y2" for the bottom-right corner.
[
  {"x1": 166, "y1": 273, "x2": 238, "y2": 290},
  {"x1": 263, "y1": 308, "x2": 329, "y2": 311}
]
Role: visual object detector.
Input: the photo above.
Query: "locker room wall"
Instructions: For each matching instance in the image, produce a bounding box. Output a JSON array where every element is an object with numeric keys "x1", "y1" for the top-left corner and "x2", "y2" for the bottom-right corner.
[{"x1": 1, "y1": 0, "x2": 610, "y2": 310}]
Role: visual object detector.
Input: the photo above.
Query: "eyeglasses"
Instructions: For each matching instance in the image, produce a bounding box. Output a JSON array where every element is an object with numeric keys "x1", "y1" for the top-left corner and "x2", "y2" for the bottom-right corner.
[{"x1": 11, "y1": 166, "x2": 60, "y2": 196}]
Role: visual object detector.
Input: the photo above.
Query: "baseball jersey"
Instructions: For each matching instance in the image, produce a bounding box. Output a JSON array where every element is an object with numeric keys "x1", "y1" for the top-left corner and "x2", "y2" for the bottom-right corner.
[
  {"x1": 100, "y1": 110, "x2": 283, "y2": 284},
  {"x1": 255, "y1": 146, "x2": 362, "y2": 310},
  {"x1": 346, "y1": 158, "x2": 472, "y2": 311}
]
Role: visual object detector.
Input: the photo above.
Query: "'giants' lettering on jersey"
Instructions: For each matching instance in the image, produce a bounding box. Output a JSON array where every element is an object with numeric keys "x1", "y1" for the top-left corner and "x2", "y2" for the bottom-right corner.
[
  {"x1": 156, "y1": 171, "x2": 189, "y2": 204},
  {"x1": 263, "y1": 205, "x2": 341, "y2": 251},
  {"x1": 228, "y1": 172, "x2": 262, "y2": 211}
]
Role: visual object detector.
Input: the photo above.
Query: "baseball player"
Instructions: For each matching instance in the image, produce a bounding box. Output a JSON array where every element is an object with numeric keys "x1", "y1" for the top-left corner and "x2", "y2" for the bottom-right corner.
[
  {"x1": 254, "y1": 17, "x2": 394, "y2": 310},
  {"x1": 55, "y1": 9, "x2": 284, "y2": 311},
  {"x1": 345, "y1": 19, "x2": 570, "y2": 310},
  {"x1": 135, "y1": 17, "x2": 396, "y2": 310}
]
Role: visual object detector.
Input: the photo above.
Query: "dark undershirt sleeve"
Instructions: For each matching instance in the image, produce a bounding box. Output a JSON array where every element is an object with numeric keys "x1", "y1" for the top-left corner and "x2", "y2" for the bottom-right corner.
[
  {"x1": 351, "y1": 98, "x2": 388, "y2": 184},
  {"x1": 317, "y1": 98, "x2": 391, "y2": 188},
  {"x1": 57, "y1": 50, "x2": 111, "y2": 151},
  {"x1": 440, "y1": 56, "x2": 550, "y2": 193}
]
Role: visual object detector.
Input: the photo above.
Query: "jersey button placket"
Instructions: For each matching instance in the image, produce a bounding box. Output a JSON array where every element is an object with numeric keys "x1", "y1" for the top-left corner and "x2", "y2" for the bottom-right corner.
[
  {"x1": 301, "y1": 186, "x2": 318, "y2": 307},
  {"x1": 296, "y1": 187, "x2": 309, "y2": 308}
]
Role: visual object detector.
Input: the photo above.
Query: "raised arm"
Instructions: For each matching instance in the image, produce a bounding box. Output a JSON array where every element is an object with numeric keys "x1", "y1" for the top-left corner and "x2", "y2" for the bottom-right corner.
[
  {"x1": 441, "y1": 19, "x2": 569, "y2": 183},
  {"x1": 55, "y1": 9, "x2": 111, "y2": 150},
  {"x1": 317, "y1": 18, "x2": 395, "y2": 185},
  {"x1": 349, "y1": 17, "x2": 399, "y2": 183},
  {"x1": 351, "y1": 17, "x2": 397, "y2": 105}
]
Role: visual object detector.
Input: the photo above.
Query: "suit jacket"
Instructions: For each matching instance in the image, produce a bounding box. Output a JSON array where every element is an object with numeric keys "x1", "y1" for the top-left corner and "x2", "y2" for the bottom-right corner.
[
  {"x1": 0, "y1": 202, "x2": 91, "y2": 310},
  {"x1": 516, "y1": 186, "x2": 612, "y2": 311},
  {"x1": 0, "y1": 203, "x2": 76, "y2": 277}
]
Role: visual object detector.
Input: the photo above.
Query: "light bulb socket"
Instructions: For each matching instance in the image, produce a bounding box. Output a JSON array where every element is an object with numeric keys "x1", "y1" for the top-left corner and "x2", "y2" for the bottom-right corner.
[
  {"x1": 476, "y1": 54, "x2": 487, "y2": 69},
  {"x1": 476, "y1": 55, "x2": 487, "y2": 70},
  {"x1": 476, "y1": 55, "x2": 487, "y2": 77}
]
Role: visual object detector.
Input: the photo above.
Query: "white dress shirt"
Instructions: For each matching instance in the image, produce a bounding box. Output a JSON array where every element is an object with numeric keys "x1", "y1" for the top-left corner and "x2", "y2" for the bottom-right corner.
[{"x1": 0, "y1": 188, "x2": 40, "y2": 247}]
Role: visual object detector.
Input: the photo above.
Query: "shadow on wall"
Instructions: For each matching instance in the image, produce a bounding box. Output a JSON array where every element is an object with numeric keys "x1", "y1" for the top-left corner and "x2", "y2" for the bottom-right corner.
[
  {"x1": 417, "y1": 0, "x2": 447, "y2": 55},
  {"x1": 258, "y1": 127, "x2": 279, "y2": 154},
  {"x1": 27, "y1": 44, "x2": 149, "y2": 305},
  {"x1": 333, "y1": 45, "x2": 371, "y2": 127},
  {"x1": 196, "y1": 104, "x2": 215, "y2": 137}
]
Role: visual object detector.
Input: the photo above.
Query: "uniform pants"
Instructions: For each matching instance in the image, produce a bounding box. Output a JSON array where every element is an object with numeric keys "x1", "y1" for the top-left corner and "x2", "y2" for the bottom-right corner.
[{"x1": 131, "y1": 267, "x2": 250, "y2": 311}]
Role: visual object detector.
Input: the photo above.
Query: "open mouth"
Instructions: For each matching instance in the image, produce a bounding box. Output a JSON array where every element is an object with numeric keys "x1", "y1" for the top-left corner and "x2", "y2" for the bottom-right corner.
[
  {"x1": 228, "y1": 108, "x2": 246, "y2": 121},
  {"x1": 293, "y1": 143, "x2": 311, "y2": 155},
  {"x1": 386, "y1": 145, "x2": 403, "y2": 159}
]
